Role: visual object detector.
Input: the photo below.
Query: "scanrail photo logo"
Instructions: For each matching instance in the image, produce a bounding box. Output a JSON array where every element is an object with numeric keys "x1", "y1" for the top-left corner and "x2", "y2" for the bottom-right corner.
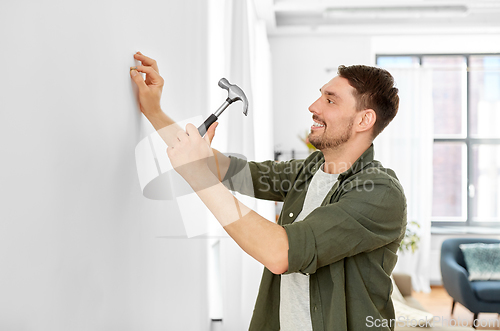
[{"x1": 366, "y1": 316, "x2": 500, "y2": 328}]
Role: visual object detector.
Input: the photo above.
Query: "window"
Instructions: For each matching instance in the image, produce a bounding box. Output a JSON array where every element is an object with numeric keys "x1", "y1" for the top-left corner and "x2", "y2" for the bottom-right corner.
[{"x1": 377, "y1": 54, "x2": 500, "y2": 226}]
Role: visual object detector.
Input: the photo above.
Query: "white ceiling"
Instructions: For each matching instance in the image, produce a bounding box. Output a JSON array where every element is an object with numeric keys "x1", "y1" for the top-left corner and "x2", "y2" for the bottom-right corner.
[{"x1": 256, "y1": 0, "x2": 500, "y2": 35}]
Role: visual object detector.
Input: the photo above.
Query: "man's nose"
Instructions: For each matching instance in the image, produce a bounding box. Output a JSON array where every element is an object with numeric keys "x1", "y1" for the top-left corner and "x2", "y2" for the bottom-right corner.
[{"x1": 309, "y1": 97, "x2": 320, "y2": 114}]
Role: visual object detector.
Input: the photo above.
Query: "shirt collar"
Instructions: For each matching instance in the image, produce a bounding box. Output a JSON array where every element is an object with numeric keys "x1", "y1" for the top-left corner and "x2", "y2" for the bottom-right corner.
[
  {"x1": 338, "y1": 144, "x2": 375, "y2": 181},
  {"x1": 306, "y1": 144, "x2": 375, "y2": 180}
]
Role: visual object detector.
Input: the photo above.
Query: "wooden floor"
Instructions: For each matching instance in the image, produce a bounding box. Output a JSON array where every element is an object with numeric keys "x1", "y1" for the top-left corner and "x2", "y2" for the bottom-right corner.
[{"x1": 413, "y1": 286, "x2": 500, "y2": 330}]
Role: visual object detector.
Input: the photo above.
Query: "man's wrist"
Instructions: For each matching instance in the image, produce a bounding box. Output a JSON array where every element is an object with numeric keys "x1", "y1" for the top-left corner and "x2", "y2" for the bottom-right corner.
[
  {"x1": 186, "y1": 168, "x2": 220, "y2": 193},
  {"x1": 144, "y1": 108, "x2": 175, "y2": 130},
  {"x1": 143, "y1": 107, "x2": 163, "y2": 120}
]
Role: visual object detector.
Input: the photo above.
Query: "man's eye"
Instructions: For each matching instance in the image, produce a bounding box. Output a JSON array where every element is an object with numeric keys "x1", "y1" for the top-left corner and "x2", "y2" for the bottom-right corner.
[{"x1": 327, "y1": 99, "x2": 334, "y2": 104}]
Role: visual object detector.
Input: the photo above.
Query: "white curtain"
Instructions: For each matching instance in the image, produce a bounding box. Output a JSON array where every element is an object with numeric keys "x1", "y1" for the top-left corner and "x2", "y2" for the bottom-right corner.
[
  {"x1": 374, "y1": 67, "x2": 434, "y2": 293},
  {"x1": 207, "y1": 0, "x2": 274, "y2": 329}
]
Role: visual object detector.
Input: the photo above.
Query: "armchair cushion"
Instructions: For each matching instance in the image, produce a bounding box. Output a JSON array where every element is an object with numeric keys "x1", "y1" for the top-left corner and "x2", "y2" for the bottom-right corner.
[
  {"x1": 392, "y1": 273, "x2": 412, "y2": 297},
  {"x1": 392, "y1": 273, "x2": 475, "y2": 330},
  {"x1": 459, "y1": 243, "x2": 500, "y2": 281},
  {"x1": 470, "y1": 281, "x2": 500, "y2": 302},
  {"x1": 391, "y1": 275, "x2": 407, "y2": 303},
  {"x1": 391, "y1": 273, "x2": 434, "y2": 327}
]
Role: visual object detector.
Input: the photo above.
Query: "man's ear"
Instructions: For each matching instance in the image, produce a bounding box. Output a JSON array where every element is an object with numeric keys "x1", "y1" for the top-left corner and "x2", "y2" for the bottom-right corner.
[{"x1": 357, "y1": 109, "x2": 376, "y2": 133}]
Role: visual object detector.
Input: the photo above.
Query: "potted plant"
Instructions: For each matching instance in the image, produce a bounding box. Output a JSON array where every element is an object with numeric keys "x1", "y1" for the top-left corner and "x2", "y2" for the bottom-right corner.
[
  {"x1": 399, "y1": 221, "x2": 421, "y2": 253},
  {"x1": 298, "y1": 130, "x2": 317, "y2": 154}
]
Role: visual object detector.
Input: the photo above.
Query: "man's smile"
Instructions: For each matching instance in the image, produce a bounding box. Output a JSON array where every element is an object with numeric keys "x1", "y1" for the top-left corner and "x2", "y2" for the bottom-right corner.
[{"x1": 311, "y1": 117, "x2": 325, "y2": 130}]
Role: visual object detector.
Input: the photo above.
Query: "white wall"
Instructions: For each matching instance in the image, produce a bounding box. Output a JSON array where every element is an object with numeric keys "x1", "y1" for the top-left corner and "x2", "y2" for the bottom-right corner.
[
  {"x1": 0, "y1": 1, "x2": 211, "y2": 330},
  {"x1": 269, "y1": 35, "x2": 372, "y2": 157}
]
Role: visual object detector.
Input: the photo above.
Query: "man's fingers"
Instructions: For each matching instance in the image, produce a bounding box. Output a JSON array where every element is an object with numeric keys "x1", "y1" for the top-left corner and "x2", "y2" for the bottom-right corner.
[
  {"x1": 166, "y1": 146, "x2": 174, "y2": 159},
  {"x1": 134, "y1": 52, "x2": 160, "y2": 73},
  {"x1": 176, "y1": 129, "x2": 187, "y2": 142},
  {"x1": 130, "y1": 67, "x2": 147, "y2": 90},
  {"x1": 134, "y1": 66, "x2": 164, "y2": 86},
  {"x1": 130, "y1": 66, "x2": 164, "y2": 93},
  {"x1": 185, "y1": 123, "x2": 201, "y2": 138}
]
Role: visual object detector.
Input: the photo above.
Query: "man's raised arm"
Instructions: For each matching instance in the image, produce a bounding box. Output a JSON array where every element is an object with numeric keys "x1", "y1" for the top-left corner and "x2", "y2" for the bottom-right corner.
[{"x1": 129, "y1": 51, "x2": 231, "y2": 180}]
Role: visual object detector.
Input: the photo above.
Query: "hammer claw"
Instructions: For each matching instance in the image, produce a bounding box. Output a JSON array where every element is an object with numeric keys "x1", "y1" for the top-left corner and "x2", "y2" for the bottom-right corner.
[{"x1": 198, "y1": 78, "x2": 249, "y2": 137}]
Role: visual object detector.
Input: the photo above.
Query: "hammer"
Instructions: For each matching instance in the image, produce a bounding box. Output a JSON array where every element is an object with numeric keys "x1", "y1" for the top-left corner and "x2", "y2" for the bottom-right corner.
[{"x1": 198, "y1": 78, "x2": 249, "y2": 136}]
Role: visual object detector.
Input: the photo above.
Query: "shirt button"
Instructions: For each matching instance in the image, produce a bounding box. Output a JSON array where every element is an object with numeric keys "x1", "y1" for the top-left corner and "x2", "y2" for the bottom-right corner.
[{"x1": 289, "y1": 212, "x2": 294, "y2": 217}]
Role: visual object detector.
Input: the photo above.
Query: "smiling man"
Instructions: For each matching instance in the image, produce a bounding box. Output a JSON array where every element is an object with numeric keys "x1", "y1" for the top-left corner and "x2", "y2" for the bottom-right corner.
[{"x1": 130, "y1": 53, "x2": 407, "y2": 331}]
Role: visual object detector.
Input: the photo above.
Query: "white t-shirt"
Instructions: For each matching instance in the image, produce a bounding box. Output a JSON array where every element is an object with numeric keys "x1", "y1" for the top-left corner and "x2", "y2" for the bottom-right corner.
[{"x1": 279, "y1": 163, "x2": 339, "y2": 331}]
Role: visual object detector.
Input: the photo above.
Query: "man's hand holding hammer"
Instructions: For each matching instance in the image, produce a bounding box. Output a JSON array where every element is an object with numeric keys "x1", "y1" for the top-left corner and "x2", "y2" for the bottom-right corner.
[{"x1": 130, "y1": 52, "x2": 289, "y2": 275}]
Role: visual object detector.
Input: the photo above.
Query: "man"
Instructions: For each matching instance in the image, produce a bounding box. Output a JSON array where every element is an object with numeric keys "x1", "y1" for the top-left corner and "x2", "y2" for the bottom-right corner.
[{"x1": 130, "y1": 51, "x2": 407, "y2": 331}]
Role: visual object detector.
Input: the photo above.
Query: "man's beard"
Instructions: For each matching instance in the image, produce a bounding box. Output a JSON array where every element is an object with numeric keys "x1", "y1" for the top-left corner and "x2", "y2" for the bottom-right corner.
[{"x1": 308, "y1": 119, "x2": 353, "y2": 151}]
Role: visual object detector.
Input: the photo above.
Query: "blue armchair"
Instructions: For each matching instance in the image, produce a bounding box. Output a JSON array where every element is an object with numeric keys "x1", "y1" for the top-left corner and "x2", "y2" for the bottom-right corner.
[{"x1": 440, "y1": 238, "x2": 500, "y2": 328}]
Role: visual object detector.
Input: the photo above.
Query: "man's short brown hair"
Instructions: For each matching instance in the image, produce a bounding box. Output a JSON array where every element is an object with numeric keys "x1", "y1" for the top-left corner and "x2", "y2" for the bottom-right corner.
[{"x1": 337, "y1": 65, "x2": 399, "y2": 138}]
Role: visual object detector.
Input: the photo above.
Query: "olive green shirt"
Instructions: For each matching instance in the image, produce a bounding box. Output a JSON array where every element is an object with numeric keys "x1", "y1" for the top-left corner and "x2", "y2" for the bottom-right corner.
[{"x1": 222, "y1": 145, "x2": 407, "y2": 331}]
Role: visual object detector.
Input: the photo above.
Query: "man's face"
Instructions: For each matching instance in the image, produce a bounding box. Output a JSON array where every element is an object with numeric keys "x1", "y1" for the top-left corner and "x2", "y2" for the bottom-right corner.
[{"x1": 308, "y1": 76, "x2": 358, "y2": 151}]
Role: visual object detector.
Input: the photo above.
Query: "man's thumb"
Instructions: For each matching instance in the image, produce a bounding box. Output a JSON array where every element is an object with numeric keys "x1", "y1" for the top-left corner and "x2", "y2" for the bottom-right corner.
[
  {"x1": 130, "y1": 68, "x2": 146, "y2": 89},
  {"x1": 205, "y1": 122, "x2": 218, "y2": 145}
]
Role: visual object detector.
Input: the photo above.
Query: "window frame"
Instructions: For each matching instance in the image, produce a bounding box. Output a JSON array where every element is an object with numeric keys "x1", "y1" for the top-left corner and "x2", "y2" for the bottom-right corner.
[{"x1": 376, "y1": 53, "x2": 500, "y2": 228}]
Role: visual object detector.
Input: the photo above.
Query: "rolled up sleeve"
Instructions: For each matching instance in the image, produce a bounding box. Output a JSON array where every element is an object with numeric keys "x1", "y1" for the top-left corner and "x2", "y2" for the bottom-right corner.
[
  {"x1": 221, "y1": 156, "x2": 255, "y2": 197},
  {"x1": 283, "y1": 220, "x2": 318, "y2": 275},
  {"x1": 282, "y1": 176, "x2": 406, "y2": 275},
  {"x1": 222, "y1": 155, "x2": 314, "y2": 201}
]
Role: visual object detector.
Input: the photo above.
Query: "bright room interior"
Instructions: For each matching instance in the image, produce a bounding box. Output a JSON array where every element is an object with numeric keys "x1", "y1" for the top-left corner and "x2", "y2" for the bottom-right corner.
[
  {"x1": 1, "y1": 0, "x2": 500, "y2": 330},
  {"x1": 267, "y1": 1, "x2": 500, "y2": 330}
]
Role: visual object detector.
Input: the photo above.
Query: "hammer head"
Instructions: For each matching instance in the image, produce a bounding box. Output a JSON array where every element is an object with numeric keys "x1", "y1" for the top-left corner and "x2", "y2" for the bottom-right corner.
[{"x1": 218, "y1": 78, "x2": 249, "y2": 116}]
